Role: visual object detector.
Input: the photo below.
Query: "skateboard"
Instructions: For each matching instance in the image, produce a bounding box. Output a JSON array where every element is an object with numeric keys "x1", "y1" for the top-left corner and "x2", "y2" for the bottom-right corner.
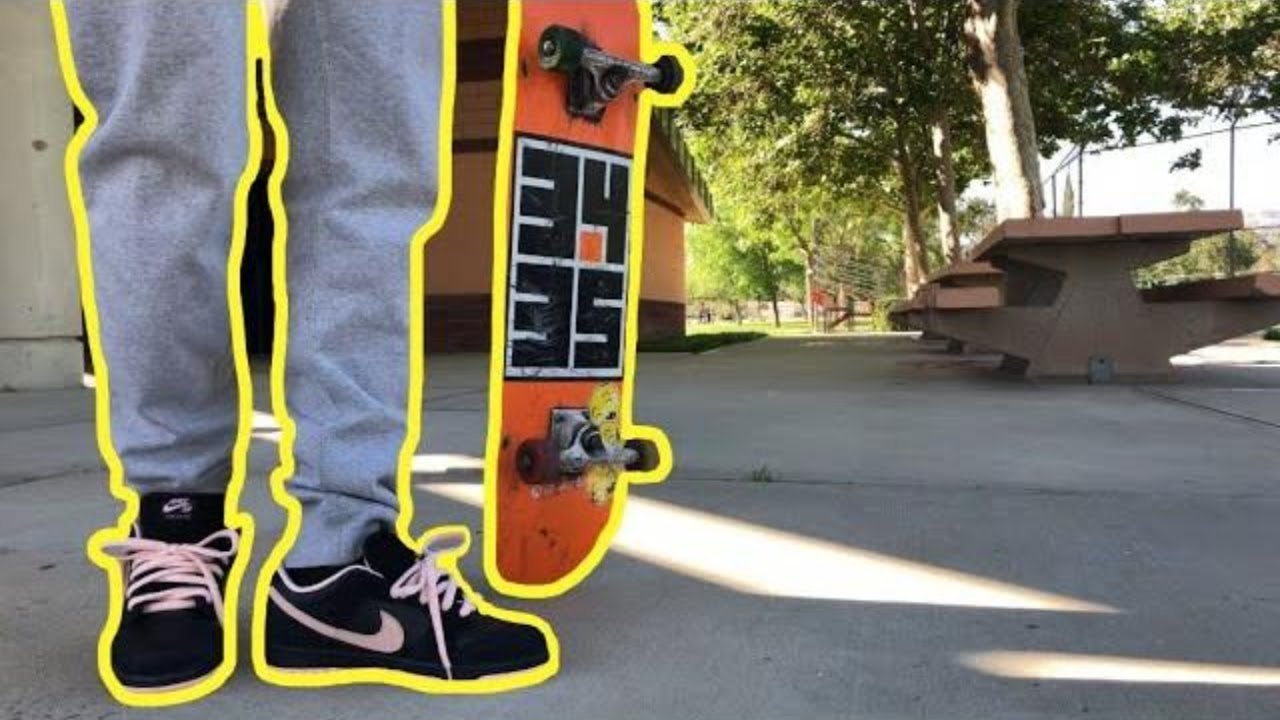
[{"x1": 484, "y1": 0, "x2": 692, "y2": 597}]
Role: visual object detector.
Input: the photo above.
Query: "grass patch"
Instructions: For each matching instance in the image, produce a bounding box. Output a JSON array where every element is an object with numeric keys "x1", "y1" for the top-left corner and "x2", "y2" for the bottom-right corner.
[
  {"x1": 688, "y1": 320, "x2": 815, "y2": 336},
  {"x1": 688, "y1": 317, "x2": 876, "y2": 336},
  {"x1": 1265, "y1": 327, "x2": 1280, "y2": 341},
  {"x1": 639, "y1": 331, "x2": 766, "y2": 353}
]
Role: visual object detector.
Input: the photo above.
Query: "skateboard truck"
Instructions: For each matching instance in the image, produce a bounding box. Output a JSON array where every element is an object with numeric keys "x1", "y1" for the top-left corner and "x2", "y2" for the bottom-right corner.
[
  {"x1": 516, "y1": 409, "x2": 659, "y2": 485},
  {"x1": 538, "y1": 24, "x2": 684, "y2": 121}
]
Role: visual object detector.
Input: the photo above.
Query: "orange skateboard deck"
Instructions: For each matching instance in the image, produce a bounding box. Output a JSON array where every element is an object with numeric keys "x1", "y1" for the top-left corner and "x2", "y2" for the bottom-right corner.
[{"x1": 484, "y1": 0, "x2": 691, "y2": 597}]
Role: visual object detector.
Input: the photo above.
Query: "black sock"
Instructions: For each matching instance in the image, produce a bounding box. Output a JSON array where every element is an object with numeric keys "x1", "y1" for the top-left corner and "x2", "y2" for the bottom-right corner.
[{"x1": 285, "y1": 564, "x2": 347, "y2": 586}]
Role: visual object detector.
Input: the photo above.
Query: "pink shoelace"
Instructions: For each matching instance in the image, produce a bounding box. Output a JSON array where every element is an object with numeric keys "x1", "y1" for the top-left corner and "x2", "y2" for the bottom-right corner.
[
  {"x1": 388, "y1": 531, "x2": 475, "y2": 679},
  {"x1": 103, "y1": 529, "x2": 239, "y2": 623}
]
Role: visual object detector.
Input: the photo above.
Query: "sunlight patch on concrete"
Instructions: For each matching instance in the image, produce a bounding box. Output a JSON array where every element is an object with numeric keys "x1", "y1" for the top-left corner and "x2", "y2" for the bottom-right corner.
[
  {"x1": 251, "y1": 410, "x2": 281, "y2": 442},
  {"x1": 245, "y1": 417, "x2": 485, "y2": 482},
  {"x1": 411, "y1": 453, "x2": 486, "y2": 474},
  {"x1": 1172, "y1": 342, "x2": 1280, "y2": 367},
  {"x1": 419, "y1": 481, "x2": 1116, "y2": 612},
  {"x1": 961, "y1": 650, "x2": 1280, "y2": 686}
]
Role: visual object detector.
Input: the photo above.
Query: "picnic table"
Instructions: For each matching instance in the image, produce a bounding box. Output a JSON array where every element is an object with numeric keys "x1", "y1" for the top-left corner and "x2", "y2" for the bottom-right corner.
[{"x1": 896, "y1": 210, "x2": 1280, "y2": 379}]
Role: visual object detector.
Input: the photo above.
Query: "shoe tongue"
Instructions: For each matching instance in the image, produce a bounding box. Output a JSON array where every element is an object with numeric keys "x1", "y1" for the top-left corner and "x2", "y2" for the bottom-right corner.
[
  {"x1": 363, "y1": 528, "x2": 418, "y2": 579},
  {"x1": 139, "y1": 492, "x2": 225, "y2": 543}
]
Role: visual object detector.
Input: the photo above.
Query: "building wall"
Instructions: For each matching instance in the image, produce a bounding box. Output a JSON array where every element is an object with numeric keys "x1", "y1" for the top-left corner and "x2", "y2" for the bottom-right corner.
[
  {"x1": 639, "y1": 196, "x2": 688, "y2": 340},
  {"x1": 0, "y1": 2, "x2": 82, "y2": 389}
]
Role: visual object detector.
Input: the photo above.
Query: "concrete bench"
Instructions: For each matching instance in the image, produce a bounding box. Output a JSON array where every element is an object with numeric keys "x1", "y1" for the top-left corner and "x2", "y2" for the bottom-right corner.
[
  {"x1": 923, "y1": 262, "x2": 1004, "y2": 309},
  {"x1": 914, "y1": 210, "x2": 1280, "y2": 378},
  {"x1": 927, "y1": 261, "x2": 1004, "y2": 286},
  {"x1": 888, "y1": 295, "x2": 925, "y2": 331},
  {"x1": 1141, "y1": 273, "x2": 1280, "y2": 303},
  {"x1": 922, "y1": 285, "x2": 1002, "y2": 310},
  {"x1": 891, "y1": 262, "x2": 1002, "y2": 333}
]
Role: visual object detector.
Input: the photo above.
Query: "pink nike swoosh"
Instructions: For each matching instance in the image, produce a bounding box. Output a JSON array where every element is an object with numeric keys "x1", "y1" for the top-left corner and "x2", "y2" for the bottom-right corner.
[{"x1": 269, "y1": 587, "x2": 405, "y2": 654}]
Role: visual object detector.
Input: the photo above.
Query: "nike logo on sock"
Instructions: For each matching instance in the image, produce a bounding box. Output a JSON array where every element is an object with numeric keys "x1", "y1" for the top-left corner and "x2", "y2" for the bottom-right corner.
[{"x1": 269, "y1": 588, "x2": 406, "y2": 654}]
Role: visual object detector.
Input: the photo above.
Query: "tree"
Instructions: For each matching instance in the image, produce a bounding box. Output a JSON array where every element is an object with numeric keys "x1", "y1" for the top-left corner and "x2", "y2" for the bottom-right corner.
[
  {"x1": 958, "y1": 197, "x2": 998, "y2": 245},
  {"x1": 1016, "y1": 0, "x2": 1279, "y2": 159},
  {"x1": 686, "y1": 209, "x2": 804, "y2": 327},
  {"x1": 1061, "y1": 172, "x2": 1075, "y2": 217},
  {"x1": 738, "y1": 238, "x2": 803, "y2": 328},
  {"x1": 687, "y1": 216, "x2": 749, "y2": 322},
  {"x1": 663, "y1": 0, "x2": 1280, "y2": 309},
  {"x1": 1145, "y1": 1, "x2": 1280, "y2": 170},
  {"x1": 810, "y1": 201, "x2": 905, "y2": 306},
  {"x1": 963, "y1": 0, "x2": 1044, "y2": 220},
  {"x1": 661, "y1": 1, "x2": 985, "y2": 293},
  {"x1": 931, "y1": 116, "x2": 963, "y2": 262},
  {"x1": 905, "y1": 0, "x2": 971, "y2": 262},
  {"x1": 1172, "y1": 189, "x2": 1205, "y2": 212},
  {"x1": 1151, "y1": 1, "x2": 1280, "y2": 128}
]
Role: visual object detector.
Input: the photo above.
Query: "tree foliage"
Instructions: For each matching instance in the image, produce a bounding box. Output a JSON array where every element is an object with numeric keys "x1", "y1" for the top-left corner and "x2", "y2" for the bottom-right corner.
[
  {"x1": 661, "y1": 0, "x2": 1279, "y2": 308},
  {"x1": 662, "y1": 1, "x2": 987, "y2": 291},
  {"x1": 1150, "y1": 0, "x2": 1280, "y2": 125},
  {"x1": 686, "y1": 209, "x2": 804, "y2": 326}
]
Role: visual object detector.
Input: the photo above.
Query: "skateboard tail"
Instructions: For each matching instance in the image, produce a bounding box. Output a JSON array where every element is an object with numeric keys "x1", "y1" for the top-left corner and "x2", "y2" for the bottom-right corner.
[{"x1": 493, "y1": 422, "x2": 673, "y2": 596}]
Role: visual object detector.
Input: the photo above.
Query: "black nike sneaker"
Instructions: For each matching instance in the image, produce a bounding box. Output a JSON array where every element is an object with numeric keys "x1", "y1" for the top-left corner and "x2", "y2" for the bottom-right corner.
[
  {"x1": 102, "y1": 492, "x2": 238, "y2": 692},
  {"x1": 265, "y1": 526, "x2": 553, "y2": 682}
]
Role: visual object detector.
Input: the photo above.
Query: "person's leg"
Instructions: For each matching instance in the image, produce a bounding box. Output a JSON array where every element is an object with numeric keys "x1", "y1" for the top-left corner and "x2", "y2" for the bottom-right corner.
[
  {"x1": 270, "y1": 0, "x2": 440, "y2": 568},
  {"x1": 261, "y1": 2, "x2": 555, "y2": 684},
  {"x1": 63, "y1": 0, "x2": 250, "y2": 693},
  {"x1": 68, "y1": 1, "x2": 247, "y2": 496}
]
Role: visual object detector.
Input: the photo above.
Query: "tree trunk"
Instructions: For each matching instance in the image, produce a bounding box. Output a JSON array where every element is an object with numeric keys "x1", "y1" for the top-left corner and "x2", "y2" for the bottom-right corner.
[
  {"x1": 907, "y1": 0, "x2": 964, "y2": 262},
  {"x1": 771, "y1": 292, "x2": 781, "y2": 328},
  {"x1": 893, "y1": 123, "x2": 930, "y2": 294},
  {"x1": 931, "y1": 116, "x2": 963, "y2": 263},
  {"x1": 900, "y1": 222, "x2": 925, "y2": 295},
  {"x1": 802, "y1": 246, "x2": 816, "y2": 323},
  {"x1": 963, "y1": 0, "x2": 1044, "y2": 220},
  {"x1": 788, "y1": 216, "x2": 820, "y2": 324}
]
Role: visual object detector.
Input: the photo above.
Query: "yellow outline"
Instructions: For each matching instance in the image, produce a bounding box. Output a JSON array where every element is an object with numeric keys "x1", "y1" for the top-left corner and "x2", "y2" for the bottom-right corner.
[
  {"x1": 248, "y1": 0, "x2": 560, "y2": 694},
  {"x1": 52, "y1": 0, "x2": 260, "y2": 707},
  {"x1": 483, "y1": 1, "x2": 697, "y2": 599}
]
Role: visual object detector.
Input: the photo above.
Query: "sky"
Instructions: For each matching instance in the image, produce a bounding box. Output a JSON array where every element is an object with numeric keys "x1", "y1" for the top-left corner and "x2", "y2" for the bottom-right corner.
[{"x1": 965, "y1": 113, "x2": 1280, "y2": 229}]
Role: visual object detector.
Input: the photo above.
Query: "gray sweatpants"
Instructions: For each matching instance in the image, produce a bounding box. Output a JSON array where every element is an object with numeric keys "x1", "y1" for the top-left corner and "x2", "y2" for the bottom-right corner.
[{"x1": 66, "y1": 0, "x2": 443, "y2": 566}]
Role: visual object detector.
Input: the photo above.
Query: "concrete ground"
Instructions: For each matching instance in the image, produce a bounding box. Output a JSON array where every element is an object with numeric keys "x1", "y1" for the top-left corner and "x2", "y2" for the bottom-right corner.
[{"x1": 2, "y1": 334, "x2": 1280, "y2": 719}]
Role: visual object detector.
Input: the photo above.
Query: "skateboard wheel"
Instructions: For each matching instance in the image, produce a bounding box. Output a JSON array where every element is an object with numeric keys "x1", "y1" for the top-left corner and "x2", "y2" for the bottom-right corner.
[
  {"x1": 650, "y1": 55, "x2": 684, "y2": 94},
  {"x1": 624, "y1": 439, "x2": 661, "y2": 472},
  {"x1": 538, "y1": 25, "x2": 587, "y2": 73},
  {"x1": 516, "y1": 439, "x2": 561, "y2": 484}
]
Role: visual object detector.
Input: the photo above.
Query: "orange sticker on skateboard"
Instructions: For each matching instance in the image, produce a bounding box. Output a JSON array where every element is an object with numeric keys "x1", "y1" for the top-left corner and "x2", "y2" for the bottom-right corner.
[{"x1": 484, "y1": 0, "x2": 692, "y2": 598}]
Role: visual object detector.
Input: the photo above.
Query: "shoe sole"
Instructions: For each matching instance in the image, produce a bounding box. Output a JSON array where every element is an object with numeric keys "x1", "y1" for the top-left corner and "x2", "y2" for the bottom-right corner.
[
  {"x1": 118, "y1": 668, "x2": 218, "y2": 694},
  {"x1": 266, "y1": 663, "x2": 548, "y2": 683},
  {"x1": 265, "y1": 644, "x2": 550, "y2": 683}
]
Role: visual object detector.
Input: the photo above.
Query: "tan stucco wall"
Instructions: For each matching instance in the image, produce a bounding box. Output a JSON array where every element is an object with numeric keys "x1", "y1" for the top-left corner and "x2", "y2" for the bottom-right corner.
[
  {"x1": 425, "y1": 152, "x2": 496, "y2": 294},
  {"x1": 0, "y1": 2, "x2": 83, "y2": 389},
  {"x1": 640, "y1": 200, "x2": 686, "y2": 304}
]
